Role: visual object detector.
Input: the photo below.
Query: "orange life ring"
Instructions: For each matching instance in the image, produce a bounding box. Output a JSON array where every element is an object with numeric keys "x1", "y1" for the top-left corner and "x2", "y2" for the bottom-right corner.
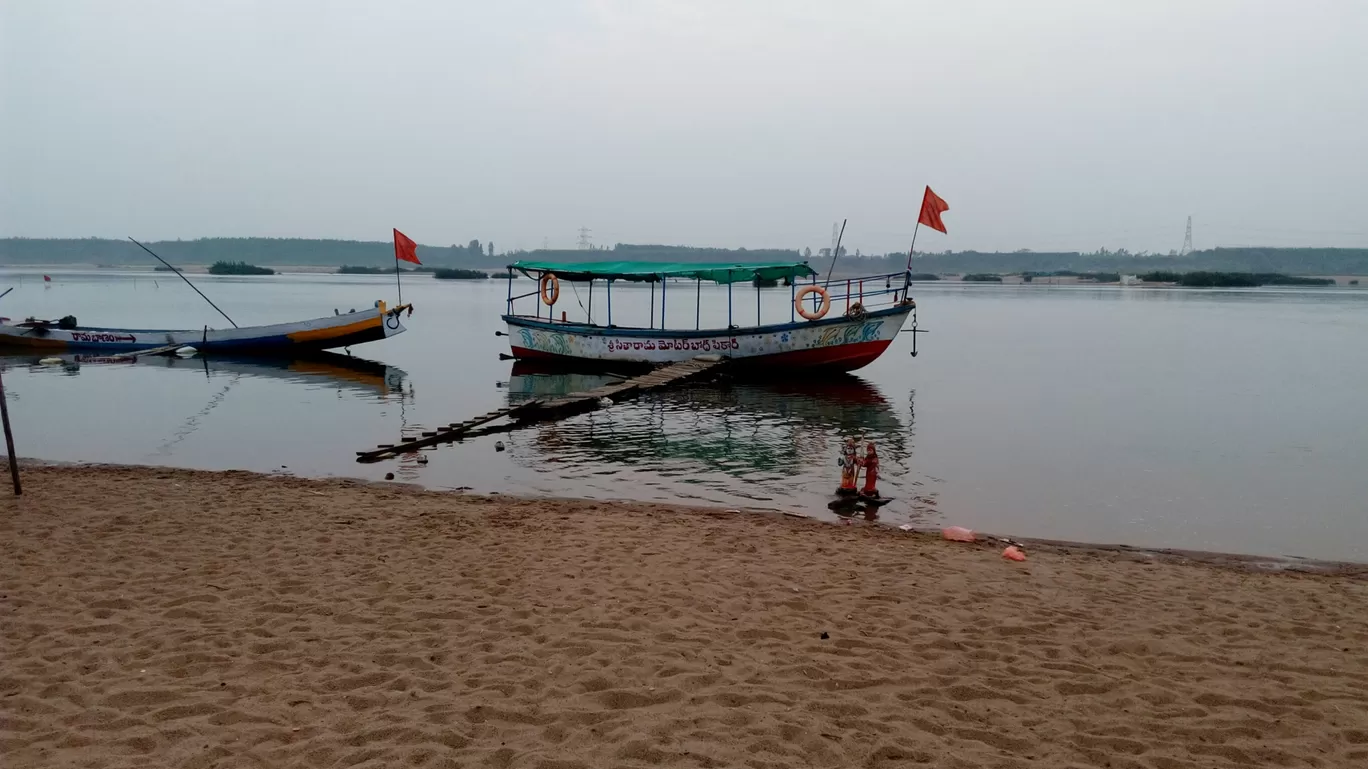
[
  {"x1": 540, "y1": 273, "x2": 560, "y2": 306},
  {"x1": 795, "y1": 285, "x2": 830, "y2": 320}
]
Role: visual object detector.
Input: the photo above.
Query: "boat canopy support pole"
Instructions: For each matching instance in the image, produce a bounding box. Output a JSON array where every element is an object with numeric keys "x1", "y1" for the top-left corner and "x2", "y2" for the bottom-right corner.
[
  {"x1": 649, "y1": 280, "x2": 655, "y2": 329},
  {"x1": 755, "y1": 281, "x2": 761, "y2": 326},
  {"x1": 607, "y1": 280, "x2": 613, "y2": 327},
  {"x1": 661, "y1": 276, "x2": 667, "y2": 329},
  {"x1": 506, "y1": 268, "x2": 513, "y2": 315},
  {"x1": 588, "y1": 279, "x2": 593, "y2": 324},
  {"x1": 790, "y1": 277, "x2": 796, "y2": 322},
  {"x1": 727, "y1": 271, "x2": 733, "y2": 328},
  {"x1": 695, "y1": 279, "x2": 701, "y2": 330}
]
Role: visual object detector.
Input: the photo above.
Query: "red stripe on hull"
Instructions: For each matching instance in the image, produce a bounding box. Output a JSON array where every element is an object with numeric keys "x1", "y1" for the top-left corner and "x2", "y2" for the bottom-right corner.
[
  {"x1": 733, "y1": 339, "x2": 893, "y2": 371},
  {"x1": 509, "y1": 339, "x2": 894, "y2": 373}
]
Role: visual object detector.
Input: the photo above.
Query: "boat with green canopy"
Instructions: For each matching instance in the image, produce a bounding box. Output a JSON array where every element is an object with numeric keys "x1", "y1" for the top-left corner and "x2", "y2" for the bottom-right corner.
[{"x1": 501, "y1": 259, "x2": 920, "y2": 372}]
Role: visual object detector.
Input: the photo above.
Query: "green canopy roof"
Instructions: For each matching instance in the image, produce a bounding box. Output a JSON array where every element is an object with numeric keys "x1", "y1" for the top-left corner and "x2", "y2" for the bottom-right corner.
[{"x1": 509, "y1": 259, "x2": 815, "y2": 284}]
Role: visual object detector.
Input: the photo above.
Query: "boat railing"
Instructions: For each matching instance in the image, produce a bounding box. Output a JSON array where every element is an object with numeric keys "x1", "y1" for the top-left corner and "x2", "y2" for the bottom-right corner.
[
  {"x1": 505, "y1": 268, "x2": 916, "y2": 329},
  {"x1": 807, "y1": 271, "x2": 914, "y2": 320}
]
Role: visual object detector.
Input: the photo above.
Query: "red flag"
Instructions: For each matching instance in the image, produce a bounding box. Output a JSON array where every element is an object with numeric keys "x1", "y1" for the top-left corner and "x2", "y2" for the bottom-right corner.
[
  {"x1": 393, "y1": 228, "x2": 421, "y2": 265},
  {"x1": 918, "y1": 186, "x2": 950, "y2": 234},
  {"x1": 43, "y1": 275, "x2": 51, "y2": 282}
]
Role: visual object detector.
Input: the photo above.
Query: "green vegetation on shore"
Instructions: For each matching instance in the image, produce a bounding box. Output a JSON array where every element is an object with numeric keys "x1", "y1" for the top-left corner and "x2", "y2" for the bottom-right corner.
[
  {"x1": 1138, "y1": 271, "x2": 1335, "y2": 287},
  {"x1": 907, "y1": 273, "x2": 939, "y2": 281},
  {"x1": 433, "y1": 268, "x2": 489, "y2": 280},
  {"x1": 752, "y1": 275, "x2": 794, "y2": 288},
  {"x1": 208, "y1": 261, "x2": 274, "y2": 276},
  {"x1": 961, "y1": 273, "x2": 1003, "y2": 282},
  {"x1": 1023, "y1": 270, "x2": 1121, "y2": 283}
]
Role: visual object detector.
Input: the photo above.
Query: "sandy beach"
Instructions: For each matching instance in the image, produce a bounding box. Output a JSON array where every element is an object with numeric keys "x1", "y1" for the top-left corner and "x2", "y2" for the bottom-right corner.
[{"x1": 2, "y1": 465, "x2": 1366, "y2": 768}]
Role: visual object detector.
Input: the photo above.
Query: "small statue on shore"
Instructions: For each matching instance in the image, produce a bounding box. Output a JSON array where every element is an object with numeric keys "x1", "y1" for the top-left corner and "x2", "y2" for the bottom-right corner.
[
  {"x1": 837, "y1": 437, "x2": 860, "y2": 496},
  {"x1": 859, "y1": 442, "x2": 880, "y2": 500}
]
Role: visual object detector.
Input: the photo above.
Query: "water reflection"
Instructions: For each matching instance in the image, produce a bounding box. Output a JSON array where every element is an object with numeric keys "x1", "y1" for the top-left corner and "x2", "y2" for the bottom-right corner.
[
  {"x1": 0, "y1": 350, "x2": 409, "y2": 399},
  {"x1": 502, "y1": 361, "x2": 921, "y2": 514}
]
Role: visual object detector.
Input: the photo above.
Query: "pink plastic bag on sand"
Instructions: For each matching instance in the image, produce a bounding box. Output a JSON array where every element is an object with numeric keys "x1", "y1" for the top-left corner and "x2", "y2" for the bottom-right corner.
[
  {"x1": 942, "y1": 526, "x2": 976, "y2": 542},
  {"x1": 1002, "y1": 545, "x2": 1027, "y2": 562}
]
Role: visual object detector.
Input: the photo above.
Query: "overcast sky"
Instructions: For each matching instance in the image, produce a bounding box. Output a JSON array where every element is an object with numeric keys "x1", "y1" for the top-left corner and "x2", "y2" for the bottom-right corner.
[{"x1": 2, "y1": 0, "x2": 1365, "y2": 254}]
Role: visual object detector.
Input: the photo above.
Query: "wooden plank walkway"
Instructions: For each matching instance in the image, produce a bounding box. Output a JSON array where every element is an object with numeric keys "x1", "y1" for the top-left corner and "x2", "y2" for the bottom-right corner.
[
  {"x1": 354, "y1": 357, "x2": 725, "y2": 463},
  {"x1": 108, "y1": 342, "x2": 187, "y2": 359}
]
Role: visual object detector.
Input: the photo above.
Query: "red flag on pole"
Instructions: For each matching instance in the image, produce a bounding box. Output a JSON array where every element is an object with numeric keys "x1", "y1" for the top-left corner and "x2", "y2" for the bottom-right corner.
[
  {"x1": 43, "y1": 275, "x2": 51, "y2": 282},
  {"x1": 917, "y1": 186, "x2": 949, "y2": 234},
  {"x1": 393, "y1": 229, "x2": 421, "y2": 265}
]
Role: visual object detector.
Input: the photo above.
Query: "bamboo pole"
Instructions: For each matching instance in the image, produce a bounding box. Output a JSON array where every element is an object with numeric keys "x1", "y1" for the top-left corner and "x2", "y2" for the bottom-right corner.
[{"x1": 0, "y1": 368, "x2": 21, "y2": 495}]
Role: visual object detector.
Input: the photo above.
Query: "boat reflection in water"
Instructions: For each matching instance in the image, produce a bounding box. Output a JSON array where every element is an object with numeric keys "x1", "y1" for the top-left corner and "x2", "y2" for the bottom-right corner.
[
  {"x1": 0, "y1": 350, "x2": 409, "y2": 400},
  {"x1": 504, "y1": 361, "x2": 918, "y2": 518}
]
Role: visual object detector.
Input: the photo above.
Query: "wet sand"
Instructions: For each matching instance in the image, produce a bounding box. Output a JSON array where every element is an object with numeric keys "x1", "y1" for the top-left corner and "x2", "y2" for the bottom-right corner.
[{"x1": 2, "y1": 464, "x2": 1366, "y2": 768}]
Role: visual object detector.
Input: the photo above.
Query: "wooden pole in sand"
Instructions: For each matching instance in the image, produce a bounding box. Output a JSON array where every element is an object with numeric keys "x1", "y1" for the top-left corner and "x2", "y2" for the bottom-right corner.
[{"x1": 0, "y1": 367, "x2": 20, "y2": 495}]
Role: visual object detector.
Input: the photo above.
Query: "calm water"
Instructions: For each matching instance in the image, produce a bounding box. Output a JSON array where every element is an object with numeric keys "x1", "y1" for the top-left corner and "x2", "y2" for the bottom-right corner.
[{"x1": 3, "y1": 268, "x2": 1366, "y2": 562}]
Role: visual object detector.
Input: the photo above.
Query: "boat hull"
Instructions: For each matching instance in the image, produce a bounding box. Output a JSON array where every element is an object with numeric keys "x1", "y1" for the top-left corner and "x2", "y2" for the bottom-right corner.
[
  {"x1": 504, "y1": 305, "x2": 912, "y2": 372},
  {"x1": 0, "y1": 304, "x2": 408, "y2": 353}
]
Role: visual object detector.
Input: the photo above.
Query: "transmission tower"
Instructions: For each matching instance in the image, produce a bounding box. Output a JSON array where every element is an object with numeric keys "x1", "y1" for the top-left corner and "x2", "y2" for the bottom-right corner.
[
  {"x1": 1180, "y1": 216, "x2": 1193, "y2": 255},
  {"x1": 577, "y1": 226, "x2": 593, "y2": 250},
  {"x1": 830, "y1": 222, "x2": 839, "y2": 255}
]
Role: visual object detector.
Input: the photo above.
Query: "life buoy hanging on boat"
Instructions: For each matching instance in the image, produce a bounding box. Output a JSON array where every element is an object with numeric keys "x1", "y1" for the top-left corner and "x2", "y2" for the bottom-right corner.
[
  {"x1": 540, "y1": 273, "x2": 560, "y2": 306},
  {"x1": 795, "y1": 285, "x2": 830, "y2": 320}
]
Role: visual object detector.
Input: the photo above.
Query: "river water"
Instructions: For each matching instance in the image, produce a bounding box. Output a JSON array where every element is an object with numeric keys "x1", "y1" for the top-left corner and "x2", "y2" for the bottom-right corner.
[{"x1": 2, "y1": 268, "x2": 1365, "y2": 562}]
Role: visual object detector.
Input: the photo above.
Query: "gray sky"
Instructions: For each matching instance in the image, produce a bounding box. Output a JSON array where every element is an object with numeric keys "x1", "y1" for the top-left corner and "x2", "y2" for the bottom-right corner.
[{"x1": 2, "y1": 0, "x2": 1365, "y2": 254}]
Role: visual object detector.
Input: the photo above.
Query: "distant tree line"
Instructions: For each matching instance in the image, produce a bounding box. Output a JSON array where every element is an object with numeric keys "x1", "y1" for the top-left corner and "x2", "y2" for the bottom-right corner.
[
  {"x1": 508, "y1": 244, "x2": 802, "y2": 265},
  {"x1": 3, "y1": 238, "x2": 1366, "y2": 276},
  {"x1": 337, "y1": 265, "x2": 432, "y2": 274},
  {"x1": 0, "y1": 237, "x2": 497, "y2": 269},
  {"x1": 817, "y1": 247, "x2": 1368, "y2": 277}
]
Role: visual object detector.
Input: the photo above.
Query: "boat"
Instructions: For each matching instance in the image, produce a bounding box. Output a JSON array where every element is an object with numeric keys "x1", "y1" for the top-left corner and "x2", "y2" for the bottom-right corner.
[
  {"x1": 501, "y1": 260, "x2": 920, "y2": 372},
  {"x1": 0, "y1": 301, "x2": 411, "y2": 353}
]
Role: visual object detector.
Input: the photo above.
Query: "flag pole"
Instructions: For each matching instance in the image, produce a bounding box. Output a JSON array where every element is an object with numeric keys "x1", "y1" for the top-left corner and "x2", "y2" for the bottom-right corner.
[
  {"x1": 904, "y1": 221, "x2": 922, "y2": 272},
  {"x1": 395, "y1": 249, "x2": 403, "y2": 306}
]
